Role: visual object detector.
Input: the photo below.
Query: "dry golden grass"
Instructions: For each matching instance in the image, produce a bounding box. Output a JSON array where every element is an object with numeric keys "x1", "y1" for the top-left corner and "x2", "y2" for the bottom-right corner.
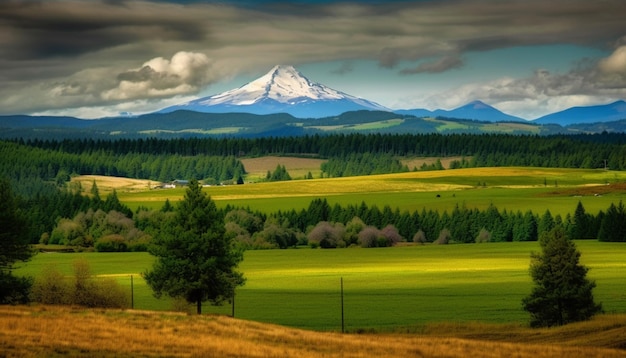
[
  {"x1": 401, "y1": 156, "x2": 467, "y2": 170},
  {"x1": 240, "y1": 156, "x2": 326, "y2": 180},
  {"x1": 71, "y1": 175, "x2": 158, "y2": 195},
  {"x1": 1, "y1": 305, "x2": 625, "y2": 358},
  {"x1": 419, "y1": 315, "x2": 626, "y2": 350},
  {"x1": 539, "y1": 183, "x2": 626, "y2": 197}
]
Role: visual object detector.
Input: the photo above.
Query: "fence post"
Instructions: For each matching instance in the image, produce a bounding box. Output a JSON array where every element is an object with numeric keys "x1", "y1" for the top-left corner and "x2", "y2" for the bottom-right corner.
[
  {"x1": 130, "y1": 275, "x2": 134, "y2": 309},
  {"x1": 341, "y1": 277, "x2": 344, "y2": 333},
  {"x1": 232, "y1": 291, "x2": 235, "y2": 318}
]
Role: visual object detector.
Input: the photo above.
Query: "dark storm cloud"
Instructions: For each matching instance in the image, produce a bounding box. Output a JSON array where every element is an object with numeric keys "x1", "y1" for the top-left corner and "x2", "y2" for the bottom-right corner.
[
  {"x1": 1, "y1": 0, "x2": 626, "y2": 116},
  {"x1": 400, "y1": 55, "x2": 463, "y2": 74},
  {"x1": 0, "y1": 1, "x2": 207, "y2": 60}
]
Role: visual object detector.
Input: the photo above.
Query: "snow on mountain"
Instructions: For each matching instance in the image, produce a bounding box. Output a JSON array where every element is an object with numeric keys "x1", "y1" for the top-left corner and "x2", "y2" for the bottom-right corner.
[{"x1": 158, "y1": 65, "x2": 390, "y2": 118}]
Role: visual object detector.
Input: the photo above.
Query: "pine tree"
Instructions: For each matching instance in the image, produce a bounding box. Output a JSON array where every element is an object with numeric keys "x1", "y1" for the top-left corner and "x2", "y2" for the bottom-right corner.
[
  {"x1": 144, "y1": 179, "x2": 245, "y2": 314},
  {"x1": 597, "y1": 201, "x2": 626, "y2": 242},
  {"x1": 570, "y1": 201, "x2": 590, "y2": 239},
  {"x1": 522, "y1": 225, "x2": 602, "y2": 327}
]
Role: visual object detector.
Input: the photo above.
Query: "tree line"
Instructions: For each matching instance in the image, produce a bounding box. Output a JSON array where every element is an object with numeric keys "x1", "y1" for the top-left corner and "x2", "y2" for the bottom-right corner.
[
  {"x1": 13, "y1": 132, "x2": 626, "y2": 170},
  {"x1": 0, "y1": 140, "x2": 246, "y2": 188},
  {"x1": 41, "y1": 194, "x2": 625, "y2": 254}
]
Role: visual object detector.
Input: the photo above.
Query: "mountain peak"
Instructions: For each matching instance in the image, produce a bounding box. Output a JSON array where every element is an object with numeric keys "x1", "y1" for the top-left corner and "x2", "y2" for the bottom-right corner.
[
  {"x1": 159, "y1": 65, "x2": 389, "y2": 118},
  {"x1": 534, "y1": 99, "x2": 626, "y2": 125},
  {"x1": 240, "y1": 64, "x2": 344, "y2": 104},
  {"x1": 464, "y1": 100, "x2": 490, "y2": 109}
]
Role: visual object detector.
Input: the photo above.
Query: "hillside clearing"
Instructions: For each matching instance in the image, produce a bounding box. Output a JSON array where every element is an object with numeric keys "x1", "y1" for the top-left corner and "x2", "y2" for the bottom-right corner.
[
  {"x1": 240, "y1": 156, "x2": 326, "y2": 180},
  {"x1": 1, "y1": 305, "x2": 624, "y2": 358},
  {"x1": 71, "y1": 175, "x2": 157, "y2": 195}
]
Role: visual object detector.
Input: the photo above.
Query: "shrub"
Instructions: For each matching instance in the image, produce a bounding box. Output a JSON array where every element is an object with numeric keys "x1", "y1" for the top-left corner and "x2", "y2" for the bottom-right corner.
[
  {"x1": 254, "y1": 222, "x2": 297, "y2": 249},
  {"x1": 412, "y1": 229, "x2": 427, "y2": 244},
  {"x1": 30, "y1": 265, "x2": 70, "y2": 305},
  {"x1": 475, "y1": 228, "x2": 491, "y2": 243},
  {"x1": 358, "y1": 226, "x2": 380, "y2": 248},
  {"x1": 95, "y1": 234, "x2": 128, "y2": 252},
  {"x1": 31, "y1": 260, "x2": 129, "y2": 309},
  {"x1": 434, "y1": 228, "x2": 451, "y2": 245},
  {"x1": 308, "y1": 221, "x2": 346, "y2": 248},
  {"x1": 379, "y1": 225, "x2": 402, "y2": 247},
  {"x1": 345, "y1": 217, "x2": 366, "y2": 246}
]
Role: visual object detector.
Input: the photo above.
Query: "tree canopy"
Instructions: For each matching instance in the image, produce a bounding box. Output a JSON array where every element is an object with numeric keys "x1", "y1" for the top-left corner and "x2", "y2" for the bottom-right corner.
[
  {"x1": 144, "y1": 179, "x2": 245, "y2": 314},
  {"x1": 522, "y1": 226, "x2": 602, "y2": 327}
]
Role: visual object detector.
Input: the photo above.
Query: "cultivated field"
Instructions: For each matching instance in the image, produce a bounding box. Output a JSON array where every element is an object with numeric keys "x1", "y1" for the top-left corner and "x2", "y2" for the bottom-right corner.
[
  {"x1": 1, "y1": 305, "x2": 625, "y2": 357},
  {"x1": 109, "y1": 166, "x2": 626, "y2": 216},
  {"x1": 240, "y1": 155, "x2": 326, "y2": 180}
]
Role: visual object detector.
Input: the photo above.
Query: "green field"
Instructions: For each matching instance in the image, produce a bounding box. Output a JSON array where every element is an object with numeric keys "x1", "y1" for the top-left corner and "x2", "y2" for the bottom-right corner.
[
  {"x1": 116, "y1": 167, "x2": 626, "y2": 216},
  {"x1": 16, "y1": 241, "x2": 626, "y2": 331}
]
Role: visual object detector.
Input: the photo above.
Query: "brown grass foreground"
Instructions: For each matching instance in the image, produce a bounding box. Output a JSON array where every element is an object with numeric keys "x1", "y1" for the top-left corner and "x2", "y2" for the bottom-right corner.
[{"x1": 1, "y1": 306, "x2": 626, "y2": 358}]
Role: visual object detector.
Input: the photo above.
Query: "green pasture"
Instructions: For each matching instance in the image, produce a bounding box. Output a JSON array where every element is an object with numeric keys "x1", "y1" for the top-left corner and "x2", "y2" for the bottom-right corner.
[
  {"x1": 308, "y1": 118, "x2": 404, "y2": 131},
  {"x1": 118, "y1": 167, "x2": 626, "y2": 217},
  {"x1": 15, "y1": 241, "x2": 626, "y2": 331}
]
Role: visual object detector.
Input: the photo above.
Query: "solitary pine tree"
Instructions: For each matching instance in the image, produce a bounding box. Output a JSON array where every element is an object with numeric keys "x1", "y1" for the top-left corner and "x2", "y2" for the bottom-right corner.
[
  {"x1": 144, "y1": 179, "x2": 244, "y2": 314},
  {"x1": 522, "y1": 225, "x2": 602, "y2": 327}
]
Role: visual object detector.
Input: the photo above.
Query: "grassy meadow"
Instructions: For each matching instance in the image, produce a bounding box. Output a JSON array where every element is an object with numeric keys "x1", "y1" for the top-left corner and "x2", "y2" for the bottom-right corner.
[
  {"x1": 61, "y1": 162, "x2": 626, "y2": 330},
  {"x1": 12, "y1": 162, "x2": 626, "y2": 355},
  {"x1": 16, "y1": 241, "x2": 626, "y2": 331},
  {"x1": 99, "y1": 166, "x2": 626, "y2": 216}
]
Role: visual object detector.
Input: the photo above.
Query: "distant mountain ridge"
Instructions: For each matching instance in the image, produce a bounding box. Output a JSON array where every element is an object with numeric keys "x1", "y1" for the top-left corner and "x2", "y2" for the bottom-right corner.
[
  {"x1": 159, "y1": 65, "x2": 390, "y2": 118},
  {"x1": 396, "y1": 100, "x2": 525, "y2": 122},
  {"x1": 2, "y1": 65, "x2": 626, "y2": 138},
  {"x1": 534, "y1": 100, "x2": 626, "y2": 125}
]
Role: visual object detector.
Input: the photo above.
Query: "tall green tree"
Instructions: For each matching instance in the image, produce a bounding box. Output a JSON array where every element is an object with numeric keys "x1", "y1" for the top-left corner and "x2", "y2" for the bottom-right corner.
[
  {"x1": 570, "y1": 201, "x2": 591, "y2": 239},
  {"x1": 0, "y1": 179, "x2": 34, "y2": 303},
  {"x1": 144, "y1": 179, "x2": 245, "y2": 314},
  {"x1": 597, "y1": 201, "x2": 626, "y2": 242},
  {"x1": 522, "y1": 226, "x2": 602, "y2": 327}
]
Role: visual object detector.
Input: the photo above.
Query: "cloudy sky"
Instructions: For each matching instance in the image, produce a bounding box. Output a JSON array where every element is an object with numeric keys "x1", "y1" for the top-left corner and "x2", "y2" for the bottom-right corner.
[{"x1": 1, "y1": 0, "x2": 626, "y2": 119}]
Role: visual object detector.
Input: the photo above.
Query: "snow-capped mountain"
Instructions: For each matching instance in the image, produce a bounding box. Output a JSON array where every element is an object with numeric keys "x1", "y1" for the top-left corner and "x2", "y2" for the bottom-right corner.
[{"x1": 159, "y1": 65, "x2": 390, "y2": 118}]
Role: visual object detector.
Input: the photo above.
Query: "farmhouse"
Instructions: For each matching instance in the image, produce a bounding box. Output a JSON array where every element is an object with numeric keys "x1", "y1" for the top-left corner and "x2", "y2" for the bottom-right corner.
[{"x1": 162, "y1": 179, "x2": 189, "y2": 188}]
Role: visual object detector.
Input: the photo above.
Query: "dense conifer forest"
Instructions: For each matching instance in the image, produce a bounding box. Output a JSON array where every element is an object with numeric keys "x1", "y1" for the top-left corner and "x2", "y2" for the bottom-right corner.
[{"x1": 11, "y1": 132, "x2": 626, "y2": 170}]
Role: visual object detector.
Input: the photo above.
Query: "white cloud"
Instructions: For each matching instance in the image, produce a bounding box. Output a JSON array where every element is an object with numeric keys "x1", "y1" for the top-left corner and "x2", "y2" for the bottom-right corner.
[
  {"x1": 599, "y1": 46, "x2": 626, "y2": 75},
  {"x1": 2, "y1": 0, "x2": 626, "y2": 117},
  {"x1": 408, "y1": 46, "x2": 626, "y2": 119},
  {"x1": 104, "y1": 51, "x2": 214, "y2": 101}
]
